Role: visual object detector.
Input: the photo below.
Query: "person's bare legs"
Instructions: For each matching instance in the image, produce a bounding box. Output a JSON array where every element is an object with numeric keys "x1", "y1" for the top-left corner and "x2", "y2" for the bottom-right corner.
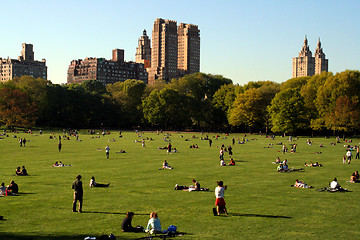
[
  {"x1": 216, "y1": 206, "x2": 220, "y2": 215},
  {"x1": 223, "y1": 206, "x2": 228, "y2": 215}
]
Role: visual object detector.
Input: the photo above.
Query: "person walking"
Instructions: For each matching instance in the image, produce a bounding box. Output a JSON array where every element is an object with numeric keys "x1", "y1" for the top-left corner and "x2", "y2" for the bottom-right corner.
[
  {"x1": 219, "y1": 148, "x2": 224, "y2": 160},
  {"x1": 232, "y1": 138, "x2": 235, "y2": 145},
  {"x1": 19, "y1": 138, "x2": 23, "y2": 147},
  {"x1": 72, "y1": 175, "x2": 83, "y2": 213},
  {"x1": 105, "y1": 146, "x2": 110, "y2": 159},
  {"x1": 58, "y1": 141, "x2": 62, "y2": 152},
  {"x1": 209, "y1": 139, "x2": 212, "y2": 147},
  {"x1": 23, "y1": 138, "x2": 27, "y2": 147}
]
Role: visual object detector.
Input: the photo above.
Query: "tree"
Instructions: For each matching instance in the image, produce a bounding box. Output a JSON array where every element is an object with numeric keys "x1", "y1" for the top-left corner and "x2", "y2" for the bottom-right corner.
[
  {"x1": 268, "y1": 89, "x2": 309, "y2": 134},
  {"x1": 142, "y1": 88, "x2": 191, "y2": 129},
  {"x1": 0, "y1": 87, "x2": 37, "y2": 128}
]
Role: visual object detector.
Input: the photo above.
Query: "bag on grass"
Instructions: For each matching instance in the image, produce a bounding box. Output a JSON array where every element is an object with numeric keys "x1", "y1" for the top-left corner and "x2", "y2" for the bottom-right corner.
[{"x1": 167, "y1": 225, "x2": 177, "y2": 233}]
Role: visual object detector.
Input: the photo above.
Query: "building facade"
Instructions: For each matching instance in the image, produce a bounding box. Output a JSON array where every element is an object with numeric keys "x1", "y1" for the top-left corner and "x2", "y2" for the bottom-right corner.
[
  {"x1": 135, "y1": 30, "x2": 151, "y2": 69},
  {"x1": 177, "y1": 23, "x2": 200, "y2": 76},
  {"x1": 67, "y1": 49, "x2": 148, "y2": 85},
  {"x1": 292, "y1": 37, "x2": 328, "y2": 78},
  {"x1": 148, "y1": 18, "x2": 179, "y2": 84},
  {"x1": 0, "y1": 43, "x2": 47, "y2": 82}
]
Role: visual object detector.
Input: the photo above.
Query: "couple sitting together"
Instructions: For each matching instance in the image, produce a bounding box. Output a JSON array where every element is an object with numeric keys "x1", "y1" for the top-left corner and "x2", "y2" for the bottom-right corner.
[
  {"x1": 0, "y1": 181, "x2": 19, "y2": 196},
  {"x1": 174, "y1": 179, "x2": 209, "y2": 191},
  {"x1": 349, "y1": 171, "x2": 359, "y2": 183},
  {"x1": 15, "y1": 166, "x2": 28, "y2": 176},
  {"x1": 304, "y1": 162, "x2": 323, "y2": 167},
  {"x1": 220, "y1": 159, "x2": 235, "y2": 166},
  {"x1": 122, "y1": 212, "x2": 176, "y2": 235}
]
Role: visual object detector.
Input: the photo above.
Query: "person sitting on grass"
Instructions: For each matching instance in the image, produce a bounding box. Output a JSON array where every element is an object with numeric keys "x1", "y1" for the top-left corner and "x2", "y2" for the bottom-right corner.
[
  {"x1": 0, "y1": 182, "x2": 6, "y2": 196},
  {"x1": 277, "y1": 164, "x2": 284, "y2": 172},
  {"x1": 220, "y1": 159, "x2": 226, "y2": 166},
  {"x1": 116, "y1": 149, "x2": 126, "y2": 153},
  {"x1": 21, "y1": 166, "x2": 28, "y2": 176},
  {"x1": 283, "y1": 163, "x2": 289, "y2": 171},
  {"x1": 330, "y1": 178, "x2": 343, "y2": 190},
  {"x1": 294, "y1": 179, "x2": 313, "y2": 188},
  {"x1": 349, "y1": 173, "x2": 359, "y2": 183},
  {"x1": 89, "y1": 177, "x2": 110, "y2": 188},
  {"x1": 162, "y1": 160, "x2": 173, "y2": 169},
  {"x1": 354, "y1": 171, "x2": 359, "y2": 180},
  {"x1": 15, "y1": 166, "x2": 22, "y2": 175},
  {"x1": 145, "y1": 212, "x2": 162, "y2": 234},
  {"x1": 275, "y1": 157, "x2": 281, "y2": 164},
  {"x1": 52, "y1": 161, "x2": 59, "y2": 167},
  {"x1": 121, "y1": 212, "x2": 144, "y2": 232},
  {"x1": 228, "y1": 158, "x2": 235, "y2": 166},
  {"x1": 6, "y1": 180, "x2": 18, "y2": 195},
  {"x1": 192, "y1": 179, "x2": 201, "y2": 191}
]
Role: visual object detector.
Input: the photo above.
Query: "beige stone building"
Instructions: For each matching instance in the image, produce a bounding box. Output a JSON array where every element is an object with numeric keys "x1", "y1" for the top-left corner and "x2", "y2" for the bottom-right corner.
[
  {"x1": 147, "y1": 18, "x2": 200, "y2": 84},
  {"x1": 292, "y1": 37, "x2": 328, "y2": 78},
  {"x1": 135, "y1": 30, "x2": 151, "y2": 69},
  {"x1": 178, "y1": 23, "x2": 200, "y2": 76},
  {"x1": 0, "y1": 43, "x2": 47, "y2": 82}
]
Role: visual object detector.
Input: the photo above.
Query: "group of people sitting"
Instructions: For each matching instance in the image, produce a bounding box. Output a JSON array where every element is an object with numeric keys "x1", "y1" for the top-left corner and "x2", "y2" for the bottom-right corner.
[
  {"x1": 174, "y1": 179, "x2": 209, "y2": 191},
  {"x1": 15, "y1": 166, "x2": 28, "y2": 176},
  {"x1": 52, "y1": 161, "x2": 71, "y2": 167},
  {"x1": 189, "y1": 144, "x2": 199, "y2": 149},
  {"x1": 0, "y1": 181, "x2": 19, "y2": 196},
  {"x1": 349, "y1": 171, "x2": 359, "y2": 183},
  {"x1": 220, "y1": 158, "x2": 235, "y2": 166},
  {"x1": 293, "y1": 179, "x2": 313, "y2": 188}
]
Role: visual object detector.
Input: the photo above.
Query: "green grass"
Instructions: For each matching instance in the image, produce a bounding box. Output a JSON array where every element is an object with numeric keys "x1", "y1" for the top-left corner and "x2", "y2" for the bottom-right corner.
[{"x1": 0, "y1": 131, "x2": 360, "y2": 240}]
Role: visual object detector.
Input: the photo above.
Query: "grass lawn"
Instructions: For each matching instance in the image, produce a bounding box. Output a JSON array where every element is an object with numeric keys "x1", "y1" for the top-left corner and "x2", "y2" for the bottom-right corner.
[{"x1": 0, "y1": 130, "x2": 360, "y2": 240}]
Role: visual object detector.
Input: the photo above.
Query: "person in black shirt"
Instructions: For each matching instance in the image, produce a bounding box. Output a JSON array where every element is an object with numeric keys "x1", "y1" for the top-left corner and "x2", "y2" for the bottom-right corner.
[
  {"x1": 121, "y1": 212, "x2": 144, "y2": 232},
  {"x1": 7, "y1": 180, "x2": 19, "y2": 194},
  {"x1": 193, "y1": 179, "x2": 201, "y2": 191},
  {"x1": 209, "y1": 139, "x2": 212, "y2": 147},
  {"x1": 21, "y1": 166, "x2": 28, "y2": 176},
  {"x1": 72, "y1": 175, "x2": 83, "y2": 213}
]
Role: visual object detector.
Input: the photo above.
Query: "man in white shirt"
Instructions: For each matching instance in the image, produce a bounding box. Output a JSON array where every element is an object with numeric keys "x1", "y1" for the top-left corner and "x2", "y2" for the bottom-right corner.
[
  {"x1": 330, "y1": 178, "x2": 340, "y2": 189},
  {"x1": 105, "y1": 146, "x2": 110, "y2": 159},
  {"x1": 346, "y1": 150, "x2": 352, "y2": 163},
  {"x1": 214, "y1": 181, "x2": 228, "y2": 215}
]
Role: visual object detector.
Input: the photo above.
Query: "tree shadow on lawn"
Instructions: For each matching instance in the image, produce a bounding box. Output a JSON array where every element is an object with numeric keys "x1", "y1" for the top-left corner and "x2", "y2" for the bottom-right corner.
[
  {"x1": 226, "y1": 213, "x2": 291, "y2": 219},
  {"x1": 82, "y1": 211, "x2": 148, "y2": 215},
  {"x1": 0, "y1": 233, "x2": 134, "y2": 240}
]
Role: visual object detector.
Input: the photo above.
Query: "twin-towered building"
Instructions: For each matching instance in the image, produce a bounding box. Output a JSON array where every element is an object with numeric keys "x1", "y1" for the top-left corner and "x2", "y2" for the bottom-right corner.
[
  {"x1": 67, "y1": 18, "x2": 200, "y2": 85},
  {"x1": 292, "y1": 36, "x2": 328, "y2": 78}
]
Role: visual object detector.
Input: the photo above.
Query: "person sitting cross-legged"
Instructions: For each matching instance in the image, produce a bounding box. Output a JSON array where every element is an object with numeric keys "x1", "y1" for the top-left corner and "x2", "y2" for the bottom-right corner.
[
  {"x1": 145, "y1": 212, "x2": 162, "y2": 234},
  {"x1": 121, "y1": 212, "x2": 144, "y2": 232}
]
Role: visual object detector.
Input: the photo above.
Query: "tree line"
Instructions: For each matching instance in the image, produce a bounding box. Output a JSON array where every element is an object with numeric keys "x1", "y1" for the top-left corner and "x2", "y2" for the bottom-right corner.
[{"x1": 0, "y1": 70, "x2": 359, "y2": 135}]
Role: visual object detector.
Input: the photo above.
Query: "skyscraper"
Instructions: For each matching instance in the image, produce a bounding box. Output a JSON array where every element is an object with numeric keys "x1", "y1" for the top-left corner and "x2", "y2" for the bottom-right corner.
[
  {"x1": 135, "y1": 30, "x2": 151, "y2": 69},
  {"x1": 177, "y1": 23, "x2": 200, "y2": 76},
  {"x1": 148, "y1": 18, "x2": 178, "y2": 84},
  {"x1": 292, "y1": 36, "x2": 328, "y2": 78}
]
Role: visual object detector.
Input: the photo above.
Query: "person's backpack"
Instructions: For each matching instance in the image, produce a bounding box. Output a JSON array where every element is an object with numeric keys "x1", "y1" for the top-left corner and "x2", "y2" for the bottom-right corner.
[{"x1": 167, "y1": 225, "x2": 177, "y2": 233}]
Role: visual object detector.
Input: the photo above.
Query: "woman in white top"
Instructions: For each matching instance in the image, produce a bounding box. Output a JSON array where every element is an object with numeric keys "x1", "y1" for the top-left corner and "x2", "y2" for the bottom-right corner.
[
  {"x1": 89, "y1": 177, "x2": 110, "y2": 188},
  {"x1": 215, "y1": 181, "x2": 228, "y2": 215},
  {"x1": 0, "y1": 182, "x2": 6, "y2": 195}
]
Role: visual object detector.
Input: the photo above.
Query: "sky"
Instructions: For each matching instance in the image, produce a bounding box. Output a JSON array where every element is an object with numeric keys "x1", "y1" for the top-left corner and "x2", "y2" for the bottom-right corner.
[{"x1": 1, "y1": 0, "x2": 359, "y2": 85}]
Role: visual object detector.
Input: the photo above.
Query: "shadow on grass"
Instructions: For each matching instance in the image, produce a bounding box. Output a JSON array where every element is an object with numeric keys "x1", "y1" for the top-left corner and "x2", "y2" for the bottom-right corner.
[
  {"x1": 0, "y1": 233, "x2": 134, "y2": 240},
  {"x1": 82, "y1": 211, "x2": 148, "y2": 215},
  {"x1": 134, "y1": 232, "x2": 192, "y2": 240},
  {"x1": 227, "y1": 213, "x2": 291, "y2": 219}
]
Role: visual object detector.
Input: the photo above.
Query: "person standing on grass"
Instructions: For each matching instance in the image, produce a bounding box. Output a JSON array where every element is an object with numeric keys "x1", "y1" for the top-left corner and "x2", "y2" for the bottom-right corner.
[
  {"x1": 23, "y1": 138, "x2": 27, "y2": 147},
  {"x1": 232, "y1": 138, "x2": 235, "y2": 145},
  {"x1": 58, "y1": 141, "x2": 62, "y2": 152},
  {"x1": 356, "y1": 146, "x2": 360, "y2": 159},
  {"x1": 215, "y1": 181, "x2": 228, "y2": 216},
  {"x1": 167, "y1": 142, "x2": 172, "y2": 154},
  {"x1": 228, "y1": 145, "x2": 233, "y2": 157},
  {"x1": 142, "y1": 140, "x2": 146, "y2": 148},
  {"x1": 346, "y1": 150, "x2": 352, "y2": 164},
  {"x1": 209, "y1": 139, "x2": 212, "y2": 147},
  {"x1": 219, "y1": 148, "x2": 224, "y2": 160},
  {"x1": 105, "y1": 146, "x2": 110, "y2": 159},
  {"x1": 19, "y1": 138, "x2": 23, "y2": 147},
  {"x1": 72, "y1": 175, "x2": 83, "y2": 213}
]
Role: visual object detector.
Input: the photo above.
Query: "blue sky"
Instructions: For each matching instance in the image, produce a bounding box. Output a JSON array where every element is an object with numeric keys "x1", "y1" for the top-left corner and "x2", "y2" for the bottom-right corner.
[{"x1": 1, "y1": 0, "x2": 359, "y2": 84}]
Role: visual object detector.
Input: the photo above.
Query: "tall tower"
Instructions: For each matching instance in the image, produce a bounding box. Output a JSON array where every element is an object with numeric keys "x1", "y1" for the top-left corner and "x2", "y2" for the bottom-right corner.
[
  {"x1": 148, "y1": 18, "x2": 178, "y2": 84},
  {"x1": 314, "y1": 38, "x2": 328, "y2": 75},
  {"x1": 135, "y1": 30, "x2": 151, "y2": 69},
  {"x1": 21, "y1": 43, "x2": 34, "y2": 61},
  {"x1": 292, "y1": 36, "x2": 315, "y2": 78},
  {"x1": 177, "y1": 23, "x2": 200, "y2": 76}
]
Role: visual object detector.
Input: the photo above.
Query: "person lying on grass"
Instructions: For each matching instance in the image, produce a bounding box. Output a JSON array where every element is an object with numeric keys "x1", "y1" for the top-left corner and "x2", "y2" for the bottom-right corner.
[
  {"x1": 304, "y1": 162, "x2": 323, "y2": 167},
  {"x1": 277, "y1": 164, "x2": 303, "y2": 173},
  {"x1": 121, "y1": 212, "x2": 144, "y2": 232},
  {"x1": 161, "y1": 160, "x2": 173, "y2": 170},
  {"x1": 293, "y1": 179, "x2": 313, "y2": 188},
  {"x1": 89, "y1": 177, "x2": 110, "y2": 187},
  {"x1": 115, "y1": 149, "x2": 126, "y2": 153}
]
